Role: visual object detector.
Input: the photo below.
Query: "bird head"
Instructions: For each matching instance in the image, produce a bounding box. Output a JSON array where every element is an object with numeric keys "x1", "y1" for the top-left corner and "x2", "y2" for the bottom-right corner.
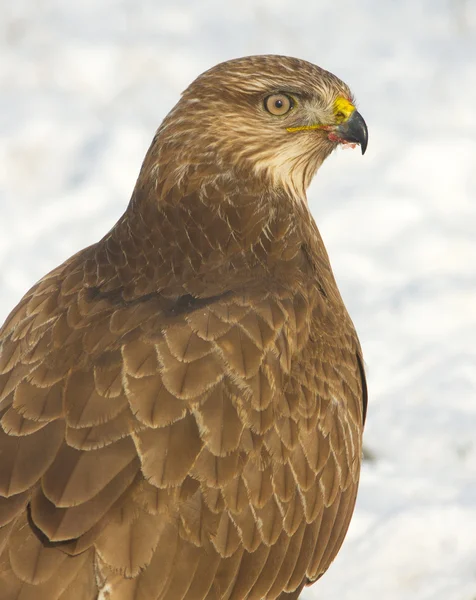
[{"x1": 154, "y1": 55, "x2": 368, "y2": 198}]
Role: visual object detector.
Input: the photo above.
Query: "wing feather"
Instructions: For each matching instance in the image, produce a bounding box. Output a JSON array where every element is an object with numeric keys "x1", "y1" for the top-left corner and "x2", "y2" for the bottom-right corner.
[
  {"x1": 30, "y1": 458, "x2": 139, "y2": 541},
  {"x1": 0, "y1": 237, "x2": 365, "y2": 600},
  {"x1": 133, "y1": 414, "x2": 202, "y2": 488},
  {"x1": 0, "y1": 420, "x2": 65, "y2": 497},
  {"x1": 247, "y1": 531, "x2": 291, "y2": 598},
  {"x1": 228, "y1": 542, "x2": 270, "y2": 600},
  {"x1": 8, "y1": 513, "x2": 68, "y2": 585},
  {"x1": 41, "y1": 437, "x2": 137, "y2": 506},
  {"x1": 95, "y1": 502, "x2": 164, "y2": 577},
  {"x1": 64, "y1": 370, "x2": 128, "y2": 428}
]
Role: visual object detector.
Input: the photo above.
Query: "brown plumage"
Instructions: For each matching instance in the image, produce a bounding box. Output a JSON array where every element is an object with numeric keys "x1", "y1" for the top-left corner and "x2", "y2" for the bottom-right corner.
[{"x1": 0, "y1": 55, "x2": 368, "y2": 599}]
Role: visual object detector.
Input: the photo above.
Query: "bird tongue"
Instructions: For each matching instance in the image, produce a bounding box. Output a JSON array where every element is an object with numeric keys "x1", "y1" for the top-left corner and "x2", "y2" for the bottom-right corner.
[{"x1": 327, "y1": 132, "x2": 357, "y2": 149}]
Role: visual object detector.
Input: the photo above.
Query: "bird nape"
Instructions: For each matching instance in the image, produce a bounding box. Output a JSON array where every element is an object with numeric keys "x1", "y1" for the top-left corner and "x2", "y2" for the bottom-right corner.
[{"x1": 0, "y1": 55, "x2": 368, "y2": 600}]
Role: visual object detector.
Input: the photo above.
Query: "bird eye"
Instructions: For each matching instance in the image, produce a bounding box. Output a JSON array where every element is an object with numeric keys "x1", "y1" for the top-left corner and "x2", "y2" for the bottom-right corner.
[{"x1": 264, "y1": 94, "x2": 295, "y2": 116}]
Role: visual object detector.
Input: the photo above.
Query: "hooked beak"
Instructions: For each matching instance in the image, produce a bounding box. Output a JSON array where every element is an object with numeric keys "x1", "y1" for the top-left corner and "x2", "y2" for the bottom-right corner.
[{"x1": 334, "y1": 110, "x2": 368, "y2": 155}]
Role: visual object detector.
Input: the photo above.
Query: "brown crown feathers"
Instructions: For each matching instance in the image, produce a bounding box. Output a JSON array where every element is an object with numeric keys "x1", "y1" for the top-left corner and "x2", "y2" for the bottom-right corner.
[{"x1": 0, "y1": 55, "x2": 367, "y2": 600}]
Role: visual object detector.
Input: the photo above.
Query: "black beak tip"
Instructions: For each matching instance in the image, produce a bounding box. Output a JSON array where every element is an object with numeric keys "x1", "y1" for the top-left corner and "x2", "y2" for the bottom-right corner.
[
  {"x1": 360, "y1": 136, "x2": 368, "y2": 155},
  {"x1": 352, "y1": 110, "x2": 368, "y2": 156},
  {"x1": 338, "y1": 109, "x2": 368, "y2": 156}
]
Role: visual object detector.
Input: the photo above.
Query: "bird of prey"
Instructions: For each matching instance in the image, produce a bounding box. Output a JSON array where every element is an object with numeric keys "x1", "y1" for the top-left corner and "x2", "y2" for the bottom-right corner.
[{"x1": 0, "y1": 55, "x2": 368, "y2": 600}]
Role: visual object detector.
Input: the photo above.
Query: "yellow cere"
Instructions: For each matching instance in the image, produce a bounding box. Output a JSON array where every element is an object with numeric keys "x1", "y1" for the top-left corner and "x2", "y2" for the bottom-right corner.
[
  {"x1": 333, "y1": 96, "x2": 355, "y2": 123},
  {"x1": 286, "y1": 96, "x2": 356, "y2": 133}
]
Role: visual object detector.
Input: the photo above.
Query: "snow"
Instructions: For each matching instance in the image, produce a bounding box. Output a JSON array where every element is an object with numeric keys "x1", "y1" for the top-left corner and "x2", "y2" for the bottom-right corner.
[{"x1": 1, "y1": 1, "x2": 476, "y2": 598}]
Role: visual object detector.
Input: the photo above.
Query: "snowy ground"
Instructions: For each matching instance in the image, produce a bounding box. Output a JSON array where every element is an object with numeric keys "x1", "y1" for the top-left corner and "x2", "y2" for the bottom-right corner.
[{"x1": 1, "y1": 1, "x2": 476, "y2": 598}]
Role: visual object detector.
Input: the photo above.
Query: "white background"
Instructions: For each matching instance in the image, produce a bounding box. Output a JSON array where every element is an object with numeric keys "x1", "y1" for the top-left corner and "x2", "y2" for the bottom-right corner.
[{"x1": 1, "y1": 1, "x2": 476, "y2": 598}]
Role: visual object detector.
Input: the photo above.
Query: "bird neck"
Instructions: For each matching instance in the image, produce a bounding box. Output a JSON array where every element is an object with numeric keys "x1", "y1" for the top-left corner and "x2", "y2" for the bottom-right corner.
[{"x1": 89, "y1": 160, "x2": 326, "y2": 301}]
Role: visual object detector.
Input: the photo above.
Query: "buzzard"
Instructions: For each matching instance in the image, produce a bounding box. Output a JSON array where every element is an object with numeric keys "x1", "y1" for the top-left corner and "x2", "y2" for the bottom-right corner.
[{"x1": 0, "y1": 55, "x2": 368, "y2": 599}]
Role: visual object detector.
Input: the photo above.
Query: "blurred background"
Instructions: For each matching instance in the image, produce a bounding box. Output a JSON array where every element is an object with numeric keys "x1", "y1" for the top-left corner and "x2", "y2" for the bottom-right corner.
[{"x1": 1, "y1": 1, "x2": 476, "y2": 598}]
